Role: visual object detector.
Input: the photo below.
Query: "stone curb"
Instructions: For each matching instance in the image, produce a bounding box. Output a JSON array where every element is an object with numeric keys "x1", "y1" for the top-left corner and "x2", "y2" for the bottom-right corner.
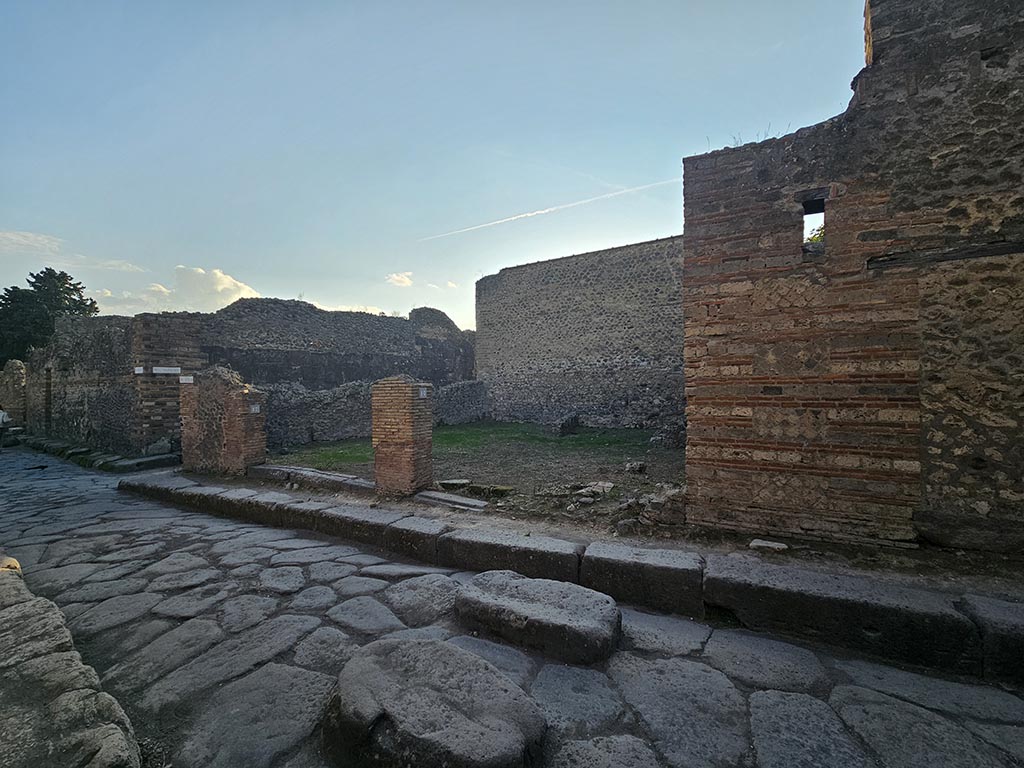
[
  {"x1": 19, "y1": 435, "x2": 180, "y2": 473},
  {"x1": 0, "y1": 569, "x2": 142, "y2": 768},
  {"x1": 116, "y1": 476, "x2": 1024, "y2": 684}
]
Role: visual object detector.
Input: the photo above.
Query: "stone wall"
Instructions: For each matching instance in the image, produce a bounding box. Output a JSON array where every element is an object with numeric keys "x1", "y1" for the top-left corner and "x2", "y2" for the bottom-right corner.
[
  {"x1": 23, "y1": 300, "x2": 476, "y2": 455},
  {"x1": 25, "y1": 316, "x2": 137, "y2": 455},
  {"x1": 435, "y1": 380, "x2": 491, "y2": 426},
  {"x1": 476, "y1": 236, "x2": 685, "y2": 428},
  {"x1": 262, "y1": 381, "x2": 372, "y2": 448},
  {"x1": 180, "y1": 366, "x2": 267, "y2": 474},
  {"x1": 0, "y1": 360, "x2": 27, "y2": 425},
  {"x1": 681, "y1": 0, "x2": 1024, "y2": 548}
]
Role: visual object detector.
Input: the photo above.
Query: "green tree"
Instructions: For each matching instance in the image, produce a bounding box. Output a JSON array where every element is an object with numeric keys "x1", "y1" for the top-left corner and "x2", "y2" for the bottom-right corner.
[{"x1": 0, "y1": 268, "x2": 99, "y2": 365}]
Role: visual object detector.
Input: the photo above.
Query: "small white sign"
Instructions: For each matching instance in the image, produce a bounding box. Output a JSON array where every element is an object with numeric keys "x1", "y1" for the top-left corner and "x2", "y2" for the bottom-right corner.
[
  {"x1": 248, "y1": 403, "x2": 262, "y2": 414},
  {"x1": 179, "y1": 375, "x2": 194, "y2": 384},
  {"x1": 133, "y1": 366, "x2": 145, "y2": 374},
  {"x1": 418, "y1": 387, "x2": 428, "y2": 399},
  {"x1": 153, "y1": 366, "x2": 182, "y2": 375}
]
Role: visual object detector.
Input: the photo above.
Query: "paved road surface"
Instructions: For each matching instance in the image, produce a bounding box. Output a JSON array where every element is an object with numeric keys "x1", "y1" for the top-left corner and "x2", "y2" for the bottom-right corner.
[{"x1": 1, "y1": 448, "x2": 1022, "y2": 768}]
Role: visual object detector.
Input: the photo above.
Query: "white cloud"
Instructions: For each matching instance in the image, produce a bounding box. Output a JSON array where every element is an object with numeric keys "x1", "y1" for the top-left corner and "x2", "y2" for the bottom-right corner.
[
  {"x1": 311, "y1": 300, "x2": 387, "y2": 315},
  {"x1": 0, "y1": 230, "x2": 145, "y2": 272},
  {"x1": 93, "y1": 265, "x2": 259, "y2": 314},
  {"x1": 426, "y1": 283, "x2": 440, "y2": 289},
  {"x1": 446, "y1": 281, "x2": 458, "y2": 289},
  {"x1": 385, "y1": 271, "x2": 413, "y2": 287}
]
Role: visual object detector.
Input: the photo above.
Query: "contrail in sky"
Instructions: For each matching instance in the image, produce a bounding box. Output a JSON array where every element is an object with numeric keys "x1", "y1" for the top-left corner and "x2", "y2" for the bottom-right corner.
[{"x1": 419, "y1": 179, "x2": 678, "y2": 242}]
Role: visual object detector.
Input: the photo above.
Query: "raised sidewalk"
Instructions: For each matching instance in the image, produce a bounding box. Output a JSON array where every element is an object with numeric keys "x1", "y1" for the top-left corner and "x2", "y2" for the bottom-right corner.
[{"x1": 119, "y1": 468, "x2": 1024, "y2": 686}]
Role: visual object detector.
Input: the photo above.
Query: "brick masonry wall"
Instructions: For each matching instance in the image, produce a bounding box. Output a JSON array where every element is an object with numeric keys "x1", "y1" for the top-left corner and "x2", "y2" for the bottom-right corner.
[
  {"x1": 262, "y1": 381, "x2": 372, "y2": 447},
  {"x1": 0, "y1": 360, "x2": 27, "y2": 426},
  {"x1": 681, "y1": 0, "x2": 1024, "y2": 548},
  {"x1": 372, "y1": 376, "x2": 433, "y2": 494},
  {"x1": 180, "y1": 366, "x2": 267, "y2": 474},
  {"x1": 476, "y1": 236, "x2": 686, "y2": 428}
]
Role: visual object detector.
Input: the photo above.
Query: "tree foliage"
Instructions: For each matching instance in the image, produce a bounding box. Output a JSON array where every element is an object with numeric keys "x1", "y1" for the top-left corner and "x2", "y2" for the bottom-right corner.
[
  {"x1": 805, "y1": 224, "x2": 825, "y2": 243},
  {"x1": 0, "y1": 268, "x2": 99, "y2": 366}
]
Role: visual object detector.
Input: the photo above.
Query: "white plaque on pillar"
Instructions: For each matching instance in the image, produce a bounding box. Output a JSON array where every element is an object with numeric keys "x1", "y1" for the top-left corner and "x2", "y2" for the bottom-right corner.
[
  {"x1": 133, "y1": 366, "x2": 144, "y2": 374},
  {"x1": 153, "y1": 366, "x2": 182, "y2": 374},
  {"x1": 179, "y1": 375, "x2": 194, "y2": 384}
]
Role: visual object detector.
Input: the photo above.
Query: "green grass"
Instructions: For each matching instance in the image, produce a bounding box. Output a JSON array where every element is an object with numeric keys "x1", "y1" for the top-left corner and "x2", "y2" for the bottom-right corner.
[{"x1": 278, "y1": 421, "x2": 656, "y2": 473}]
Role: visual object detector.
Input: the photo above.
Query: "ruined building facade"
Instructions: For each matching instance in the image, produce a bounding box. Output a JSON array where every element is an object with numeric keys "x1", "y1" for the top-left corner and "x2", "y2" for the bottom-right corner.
[
  {"x1": 682, "y1": 0, "x2": 1024, "y2": 550},
  {"x1": 23, "y1": 300, "x2": 474, "y2": 457},
  {"x1": 476, "y1": 236, "x2": 686, "y2": 430}
]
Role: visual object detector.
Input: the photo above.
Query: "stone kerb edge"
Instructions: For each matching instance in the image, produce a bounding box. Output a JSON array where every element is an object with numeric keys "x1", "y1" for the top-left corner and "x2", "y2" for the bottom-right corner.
[{"x1": 116, "y1": 478, "x2": 1022, "y2": 682}]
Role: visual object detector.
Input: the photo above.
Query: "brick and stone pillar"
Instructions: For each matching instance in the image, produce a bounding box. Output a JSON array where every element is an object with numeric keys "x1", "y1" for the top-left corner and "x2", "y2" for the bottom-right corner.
[
  {"x1": 371, "y1": 375, "x2": 433, "y2": 494},
  {"x1": 180, "y1": 366, "x2": 266, "y2": 474}
]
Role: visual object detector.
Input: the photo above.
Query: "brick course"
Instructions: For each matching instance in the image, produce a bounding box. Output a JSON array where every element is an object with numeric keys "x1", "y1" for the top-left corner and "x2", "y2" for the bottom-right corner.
[{"x1": 180, "y1": 366, "x2": 267, "y2": 474}]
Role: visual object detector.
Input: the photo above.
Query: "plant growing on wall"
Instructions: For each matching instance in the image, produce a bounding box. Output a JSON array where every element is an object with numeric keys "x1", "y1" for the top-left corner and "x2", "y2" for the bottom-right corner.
[{"x1": 0, "y1": 268, "x2": 99, "y2": 366}]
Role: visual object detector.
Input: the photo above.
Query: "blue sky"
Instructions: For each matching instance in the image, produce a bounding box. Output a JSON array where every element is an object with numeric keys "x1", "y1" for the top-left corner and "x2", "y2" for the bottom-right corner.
[{"x1": 1, "y1": 1, "x2": 866, "y2": 328}]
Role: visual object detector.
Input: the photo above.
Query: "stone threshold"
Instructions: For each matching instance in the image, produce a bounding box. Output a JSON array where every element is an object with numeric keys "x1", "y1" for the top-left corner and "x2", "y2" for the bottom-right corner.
[
  {"x1": 0, "y1": 562, "x2": 142, "y2": 768},
  {"x1": 118, "y1": 473, "x2": 1024, "y2": 688},
  {"x1": 18, "y1": 435, "x2": 181, "y2": 473},
  {"x1": 248, "y1": 463, "x2": 489, "y2": 512}
]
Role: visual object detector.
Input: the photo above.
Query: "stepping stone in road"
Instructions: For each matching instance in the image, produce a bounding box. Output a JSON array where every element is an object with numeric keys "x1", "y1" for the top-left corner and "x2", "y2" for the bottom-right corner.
[
  {"x1": 455, "y1": 570, "x2": 621, "y2": 664},
  {"x1": 322, "y1": 639, "x2": 545, "y2": 768},
  {"x1": 384, "y1": 574, "x2": 461, "y2": 626}
]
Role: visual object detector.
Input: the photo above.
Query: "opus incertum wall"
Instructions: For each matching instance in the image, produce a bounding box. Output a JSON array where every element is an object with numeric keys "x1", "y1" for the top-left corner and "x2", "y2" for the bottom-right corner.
[
  {"x1": 681, "y1": 0, "x2": 1024, "y2": 550},
  {"x1": 476, "y1": 236, "x2": 686, "y2": 429}
]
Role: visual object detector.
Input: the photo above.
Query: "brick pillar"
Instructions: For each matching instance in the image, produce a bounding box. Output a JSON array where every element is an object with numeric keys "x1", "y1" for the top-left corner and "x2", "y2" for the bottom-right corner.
[
  {"x1": 372, "y1": 375, "x2": 433, "y2": 494},
  {"x1": 180, "y1": 366, "x2": 266, "y2": 474}
]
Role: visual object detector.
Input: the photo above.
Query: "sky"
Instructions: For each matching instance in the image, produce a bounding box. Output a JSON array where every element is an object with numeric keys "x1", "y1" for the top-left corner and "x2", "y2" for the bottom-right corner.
[{"x1": 0, "y1": 1, "x2": 866, "y2": 329}]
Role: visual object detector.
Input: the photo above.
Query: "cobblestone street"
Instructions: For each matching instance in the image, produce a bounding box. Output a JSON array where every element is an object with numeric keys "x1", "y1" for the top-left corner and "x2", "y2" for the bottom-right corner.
[{"x1": 2, "y1": 449, "x2": 1023, "y2": 768}]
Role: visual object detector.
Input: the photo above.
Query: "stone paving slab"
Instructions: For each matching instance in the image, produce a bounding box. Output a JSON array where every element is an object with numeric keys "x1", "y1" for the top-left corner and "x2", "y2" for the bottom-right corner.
[{"x1": 4, "y1": 449, "x2": 1024, "y2": 768}]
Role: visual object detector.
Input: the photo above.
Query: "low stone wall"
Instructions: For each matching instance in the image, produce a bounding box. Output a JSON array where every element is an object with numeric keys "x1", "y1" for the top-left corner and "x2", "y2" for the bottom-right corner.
[
  {"x1": 0, "y1": 564, "x2": 141, "y2": 768},
  {"x1": 263, "y1": 381, "x2": 373, "y2": 448},
  {"x1": 435, "y1": 381, "x2": 491, "y2": 425}
]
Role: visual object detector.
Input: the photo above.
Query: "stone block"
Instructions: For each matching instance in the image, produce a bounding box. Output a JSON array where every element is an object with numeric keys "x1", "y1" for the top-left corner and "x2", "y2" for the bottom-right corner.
[
  {"x1": 704, "y1": 555, "x2": 982, "y2": 674},
  {"x1": 581, "y1": 542, "x2": 704, "y2": 618},
  {"x1": 437, "y1": 528, "x2": 583, "y2": 582},
  {"x1": 383, "y1": 516, "x2": 452, "y2": 563},
  {"x1": 319, "y1": 506, "x2": 410, "y2": 547},
  {"x1": 961, "y1": 594, "x2": 1024, "y2": 686}
]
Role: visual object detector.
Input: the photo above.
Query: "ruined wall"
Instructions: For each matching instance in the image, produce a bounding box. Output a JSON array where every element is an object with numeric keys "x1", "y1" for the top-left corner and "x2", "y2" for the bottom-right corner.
[
  {"x1": 26, "y1": 316, "x2": 136, "y2": 454},
  {"x1": 476, "y1": 236, "x2": 685, "y2": 428},
  {"x1": 915, "y1": 254, "x2": 1024, "y2": 550},
  {"x1": 435, "y1": 380, "x2": 491, "y2": 426},
  {"x1": 262, "y1": 381, "x2": 372, "y2": 448},
  {"x1": 201, "y1": 300, "x2": 474, "y2": 388},
  {"x1": 681, "y1": 0, "x2": 1024, "y2": 548},
  {"x1": 0, "y1": 360, "x2": 26, "y2": 425},
  {"x1": 181, "y1": 366, "x2": 266, "y2": 474}
]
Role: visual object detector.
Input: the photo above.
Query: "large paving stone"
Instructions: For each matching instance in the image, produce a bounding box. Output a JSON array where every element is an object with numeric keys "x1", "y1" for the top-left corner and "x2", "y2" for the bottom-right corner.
[
  {"x1": 333, "y1": 575, "x2": 389, "y2": 597},
  {"x1": 529, "y1": 664, "x2": 626, "y2": 737},
  {"x1": 582, "y1": 542, "x2": 704, "y2": 618},
  {"x1": 220, "y1": 595, "x2": 280, "y2": 632},
  {"x1": 59, "y1": 578, "x2": 149, "y2": 603},
  {"x1": 704, "y1": 555, "x2": 983, "y2": 674},
  {"x1": 361, "y1": 563, "x2": 455, "y2": 580},
  {"x1": 308, "y1": 562, "x2": 358, "y2": 583},
  {"x1": 835, "y1": 658, "x2": 1024, "y2": 724},
  {"x1": 384, "y1": 574, "x2": 461, "y2": 626},
  {"x1": 141, "y1": 615, "x2": 320, "y2": 711},
  {"x1": 293, "y1": 626, "x2": 354, "y2": 674},
  {"x1": 830, "y1": 685, "x2": 1009, "y2": 768},
  {"x1": 28, "y1": 562, "x2": 105, "y2": 593},
  {"x1": 104, "y1": 618, "x2": 224, "y2": 695},
  {"x1": 68, "y1": 593, "x2": 162, "y2": 638},
  {"x1": 270, "y1": 545, "x2": 359, "y2": 565},
  {"x1": 608, "y1": 654, "x2": 748, "y2": 768},
  {"x1": 750, "y1": 690, "x2": 873, "y2": 768},
  {"x1": 290, "y1": 585, "x2": 338, "y2": 611},
  {"x1": 152, "y1": 582, "x2": 235, "y2": 618},
  {"x1": 179, "y1": 662, "x2": 334, "y2": 768},
  {"x1": 328, "y1": 596, "x2": 407, "y2": 635},
  {"x1": 0, "y1": 597, "x2": 75, "y2": 670},
  {"x1": 701, "y1": 630, "x2": 828, "y2": 692},
  {"x1": 620, "y1": 608, "x2": 711, "y2": 656},
  {"x1": 137, "y1": 551, "x2": 208, "y2": 576},
  {"x1": 967, "y1": 722, "x2": 1024, "y2": 762},
  {"x1": 456, "y1": 571, "x2": 620, "y2": 664},
  {"x1": 437, "y1": 528, "x2": 583, "y2": 582},
  {"x1": 260, "y1": 567, "x2": 306, "y2": 594},
  {"x1": 322, "y1": 639, "x2": 546, "y2": 768},
  {"x1": 962, "y1": 594, "x2": 1024, "y2": 686},
  {"x1": 145, "y1": 568, "x2": 220, "y2": 591},
  {"x1": 447, "y1": 636, "x2": 536, "y2": 688},
  {"x1": 547, "y1": 736, "x2": 662, "y2": 768}
]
